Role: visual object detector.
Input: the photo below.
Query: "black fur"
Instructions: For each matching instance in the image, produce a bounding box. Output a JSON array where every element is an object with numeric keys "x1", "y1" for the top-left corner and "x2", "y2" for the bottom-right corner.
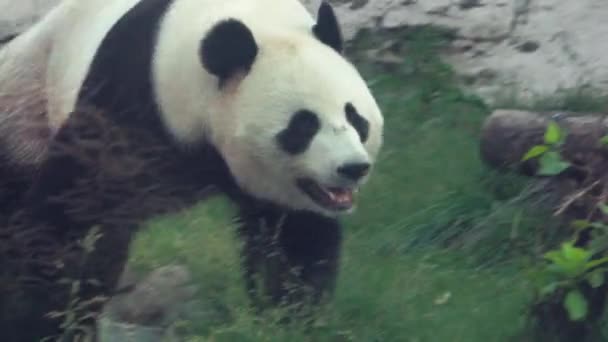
[
  {"x1": 276, "y1": 110, "x2": 321, "y2": 155},
  {"x1": 345, "y1": 102, "x2": 369, "y2": 143},
  {"x1": 0, "y1": 33, "x2": 18, "y2": 46},
  {"x1": 337, "y1": 162, "x2": 370, "y2": 181},
  {"x1": 0, "y1": 147, "x2": 35, "y2": 216},
  {"x1": 312, "y1": 2, "x2": 343, "y2": 53},
  {"x1": 237, "y1": 204, "x2": 342, "y2": 307},
  {"x1": 8, "y1": 1, "x2": 343, "y2": 340},
  {"x1": 76, "y1": 0, "x2": 173, "y2": 130},
  {"x1": 200, "y1": 19, "x2": 258, "y2": 86}
]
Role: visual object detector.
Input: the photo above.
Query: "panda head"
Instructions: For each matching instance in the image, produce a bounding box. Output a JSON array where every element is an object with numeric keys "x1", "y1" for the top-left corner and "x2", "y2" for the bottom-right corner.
[{"x1": 160, "y1": 2, "x2": 383, "y2": 217}]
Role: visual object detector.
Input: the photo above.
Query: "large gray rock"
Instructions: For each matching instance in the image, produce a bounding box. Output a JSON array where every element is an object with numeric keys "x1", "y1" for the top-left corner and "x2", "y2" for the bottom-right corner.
[
  {"x1": 0, "y1": 0, "x2": 58, "y2": 39},
  {"x1": 302, "y1": 0, "x2": 608, "y2": 104},
  {"x1": 103, "y1": 265, "x2": 197, "y2": 327},
  {"x1": 97, "y1": 265, "x2": 198, "y2": 342}
]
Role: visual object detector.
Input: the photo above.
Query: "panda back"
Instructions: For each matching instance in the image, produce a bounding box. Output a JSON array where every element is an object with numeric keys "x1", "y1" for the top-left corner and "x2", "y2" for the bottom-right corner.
[
  {"x1": 56, "y1": 0, "x2": 316, "y2": 142},
  {"x1": 46, "y1": 0, "x2": 146, "y2": 131},
  {"x1": 3, "y1": 0, "x2": 320, "y2": 162}
]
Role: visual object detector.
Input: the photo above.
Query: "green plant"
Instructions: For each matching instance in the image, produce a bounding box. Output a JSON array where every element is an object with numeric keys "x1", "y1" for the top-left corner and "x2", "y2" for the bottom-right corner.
[
  {"x1": 42, "y1": 226, "x2": 106, "y2": 342},
  {"x1": 521, "y1": 120, "x2": 571, "y2": 176},
  {"x1": 520, "y1": 121, "x2": 608, "y2": 342},
  {"x1": 534, "y1": 242, "x2": 608, "y2": 321}
]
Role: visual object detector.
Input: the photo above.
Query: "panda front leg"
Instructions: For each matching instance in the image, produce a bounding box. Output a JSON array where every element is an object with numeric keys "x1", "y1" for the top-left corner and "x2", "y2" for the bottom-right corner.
[{"x1": 237, "y1": 207, "x2": 342, "y2": 312}]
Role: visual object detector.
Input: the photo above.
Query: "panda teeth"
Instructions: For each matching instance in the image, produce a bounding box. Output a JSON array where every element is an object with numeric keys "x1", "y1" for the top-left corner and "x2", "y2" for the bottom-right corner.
[
  {"x1": 326, "y1": 188, "x2": 353, "y2": 204},
  {"x1": 326, "y1": 189, "x2": 339, "y2": 202},
  {"x1": 336, "y1": 193, "x2": 352, "y2": 204}
]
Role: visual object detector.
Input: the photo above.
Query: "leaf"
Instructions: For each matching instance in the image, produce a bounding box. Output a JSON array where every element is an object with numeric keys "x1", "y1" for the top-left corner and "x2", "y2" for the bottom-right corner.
[
  {"x1": 600, "y1": 135, "x2": 608, "y2": 145},
  {"x1": 546, "y1": 263, "x2": 568, "y2": 275},
  {"x1": 544, "y1": 250, "x2": 564, "y2": 264},
  {"x1": 572, "y1": 220, "x2": 591, "y2": 230},
  {"x1": 599, "y1": 203, "x2": 608, "y2": 216},
  {"x1": 540, "y1": 282, "x2": 559, "y2": 296},
  {"x1": 544, "y1": 121, "x2": 562, "y2": 145},
  {"x1": 585, "y1": 257, "x2": 608, "y2": 270},
  {"x1": 562, "y1": 243, "x2": 591, "y2": 264},
  {"x1": 544, "y1": 243, "x2": 592, "y2": 277},
  {"x1": 545, "y1": 258, "x2": 582, "y2": 278},
  {"x1": 564, "y1": 289, "x2": 588, "y2": 321},
  {"x1": 537, "y1": 151, "x2": 570, "y2": 176},
  {"x1": 590, "y1": 222, "x2": 608, "y2": 230},
  {"x1": 433, "y1": 291, "x2": 451, "y2": 305},
  {"x1": 589, "y1": 234, "x2": 608, "y2": 254},
  {"x1": 587, "y1": 271, "x2": 604, "y2": 288},
  {"x1": 522, "y1": 145, "x2": 549, "y2": 161}
]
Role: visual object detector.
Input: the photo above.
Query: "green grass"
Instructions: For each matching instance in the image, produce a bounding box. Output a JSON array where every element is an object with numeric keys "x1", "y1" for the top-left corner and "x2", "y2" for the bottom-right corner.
[
  {"x1": 131, "y1": 202, "x2": 534, "y2": 341},
  {"x1": 493, "y1": 85, "x2": 608, "y2": 113},
  {"x1": 126, "y1": 27, "x2": 567, "y2": 341}
]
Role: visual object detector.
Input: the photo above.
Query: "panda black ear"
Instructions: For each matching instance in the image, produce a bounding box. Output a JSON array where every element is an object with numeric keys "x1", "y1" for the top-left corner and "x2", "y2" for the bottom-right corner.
[
  {"x1": 312, "y1": 2, "x2": 343, "y2": 53},
  {"x1": 200, "y1": 19, "x2": 258, "y2": 85}
]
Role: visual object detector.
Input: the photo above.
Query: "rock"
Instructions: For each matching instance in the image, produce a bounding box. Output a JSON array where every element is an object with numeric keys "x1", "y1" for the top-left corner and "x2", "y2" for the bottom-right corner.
[
  {"x1": 382, "y1": 7, "x2": 431, "y2": 28},
  {"x1": 442, "y1": 0, "x2": 608, "y2": 104},
  {"x1": 450, "y1": 39, "x2": 475, "y2": 53},
  {"x1": 458, "y1": 0, "x2": 483, "y2": 10},
  {"x1": 419, "y1": 0, "x2": 452, "y2": 15},
  {"x1": 456, "y1": 5, "x2": 514, "y2": 41},
  {"x1": 516, "y1": 40, "x2": 540, "y2": 53},
  {"x1": 0, "y1": 0, "x2": 58, "y2": 40},
  {"x1": 103, "y1": 265, "x2": 197, "y2": 327},
  {"x1": 480, "y1": 109, "x2": 608, "y2": 174},
  {"x1": 3, "y1": 0, "x2": 608, "y2": 104},
  {"x1": 307, "y1": 0, "x2": 608, "y2": 105}
]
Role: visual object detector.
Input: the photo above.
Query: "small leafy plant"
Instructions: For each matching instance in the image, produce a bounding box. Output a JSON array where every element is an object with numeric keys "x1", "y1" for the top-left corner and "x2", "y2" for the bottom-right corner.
[
  {"x1": 535, "y1": 241, "x2": 608, "y2": 321},
  {"x1": 522, "y1": 120, "x2": 608, "y2": 339},
  {"x1": 521, "y1": 120, "x2": 571, "y2": 176},
  {"x1": 42, "y1": 226, "x2": 105, "y2": 342}
]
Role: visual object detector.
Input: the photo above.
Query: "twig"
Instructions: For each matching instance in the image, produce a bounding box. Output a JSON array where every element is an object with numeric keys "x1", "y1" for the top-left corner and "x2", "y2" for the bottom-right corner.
[{"x1": 554, "y1": 180, "x2": 601, "y2": 216}]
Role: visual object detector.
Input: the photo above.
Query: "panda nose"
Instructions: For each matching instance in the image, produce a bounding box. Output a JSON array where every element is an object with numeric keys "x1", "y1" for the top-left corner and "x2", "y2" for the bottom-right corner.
[{"x1": 337, "y1": 162, "x2": 371, "y2": 181}]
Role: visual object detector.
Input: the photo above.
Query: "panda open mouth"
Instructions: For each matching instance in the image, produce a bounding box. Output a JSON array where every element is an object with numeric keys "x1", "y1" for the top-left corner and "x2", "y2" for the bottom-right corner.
[{"x1": 296, "y1": 178, "x2": 356, "y2": 211}]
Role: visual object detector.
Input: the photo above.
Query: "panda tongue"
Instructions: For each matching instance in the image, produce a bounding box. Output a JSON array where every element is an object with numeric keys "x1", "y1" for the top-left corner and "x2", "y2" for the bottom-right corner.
[{"x1": 327, "y1": 188, "x2": 353, "y2": 205}]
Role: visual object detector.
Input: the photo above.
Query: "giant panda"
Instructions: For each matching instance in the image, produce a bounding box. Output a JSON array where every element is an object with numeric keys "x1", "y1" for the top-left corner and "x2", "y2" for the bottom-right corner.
[{"x1": 0, "y1": 0, "x2": 383, "y2": 340}]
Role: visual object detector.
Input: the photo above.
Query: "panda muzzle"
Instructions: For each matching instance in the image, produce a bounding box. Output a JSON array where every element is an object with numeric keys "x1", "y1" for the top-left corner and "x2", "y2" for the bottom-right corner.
[{"x1": 296, "y1": 178, "x2": 356, "y2": 211}]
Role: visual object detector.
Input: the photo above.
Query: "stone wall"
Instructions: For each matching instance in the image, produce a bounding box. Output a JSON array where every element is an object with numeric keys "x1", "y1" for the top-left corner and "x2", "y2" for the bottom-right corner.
[
  {"x1": 0, "y1": 0, "x2": 57, "y2": 38},
  {"x1": 303, "y1": 0, "x2": 608, "y2": 104},
  {"x1": 3, "y1": 0, "x2": 608, "y2": 104}
]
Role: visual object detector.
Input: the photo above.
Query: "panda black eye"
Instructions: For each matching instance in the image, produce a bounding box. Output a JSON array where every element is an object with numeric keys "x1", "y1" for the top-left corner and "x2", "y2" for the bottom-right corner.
[
  {"x1": 345, "y1": 102, "x2": 369, "y2": 142},
  {"x1": 275, "y1": 110, "x2": 321, "y2": 155}
]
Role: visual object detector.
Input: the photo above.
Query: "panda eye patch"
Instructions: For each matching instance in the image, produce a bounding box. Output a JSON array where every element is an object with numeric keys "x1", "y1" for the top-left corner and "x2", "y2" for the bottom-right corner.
[
  {"x1": 276, "y1": 110, "x2": 320, "y2": 155},
  {"x1": 345, "y1": 102, "x2": 369, "y2": 142}
]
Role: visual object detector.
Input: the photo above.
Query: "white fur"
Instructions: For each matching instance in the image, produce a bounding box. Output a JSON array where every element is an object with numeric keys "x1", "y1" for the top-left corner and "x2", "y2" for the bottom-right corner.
[
  {"x1": 0, "y1": 0, "x2": 384, "y2": 216},
  {"x1": 0, "y1": 2, "x2": 67, "y2": 165}
]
